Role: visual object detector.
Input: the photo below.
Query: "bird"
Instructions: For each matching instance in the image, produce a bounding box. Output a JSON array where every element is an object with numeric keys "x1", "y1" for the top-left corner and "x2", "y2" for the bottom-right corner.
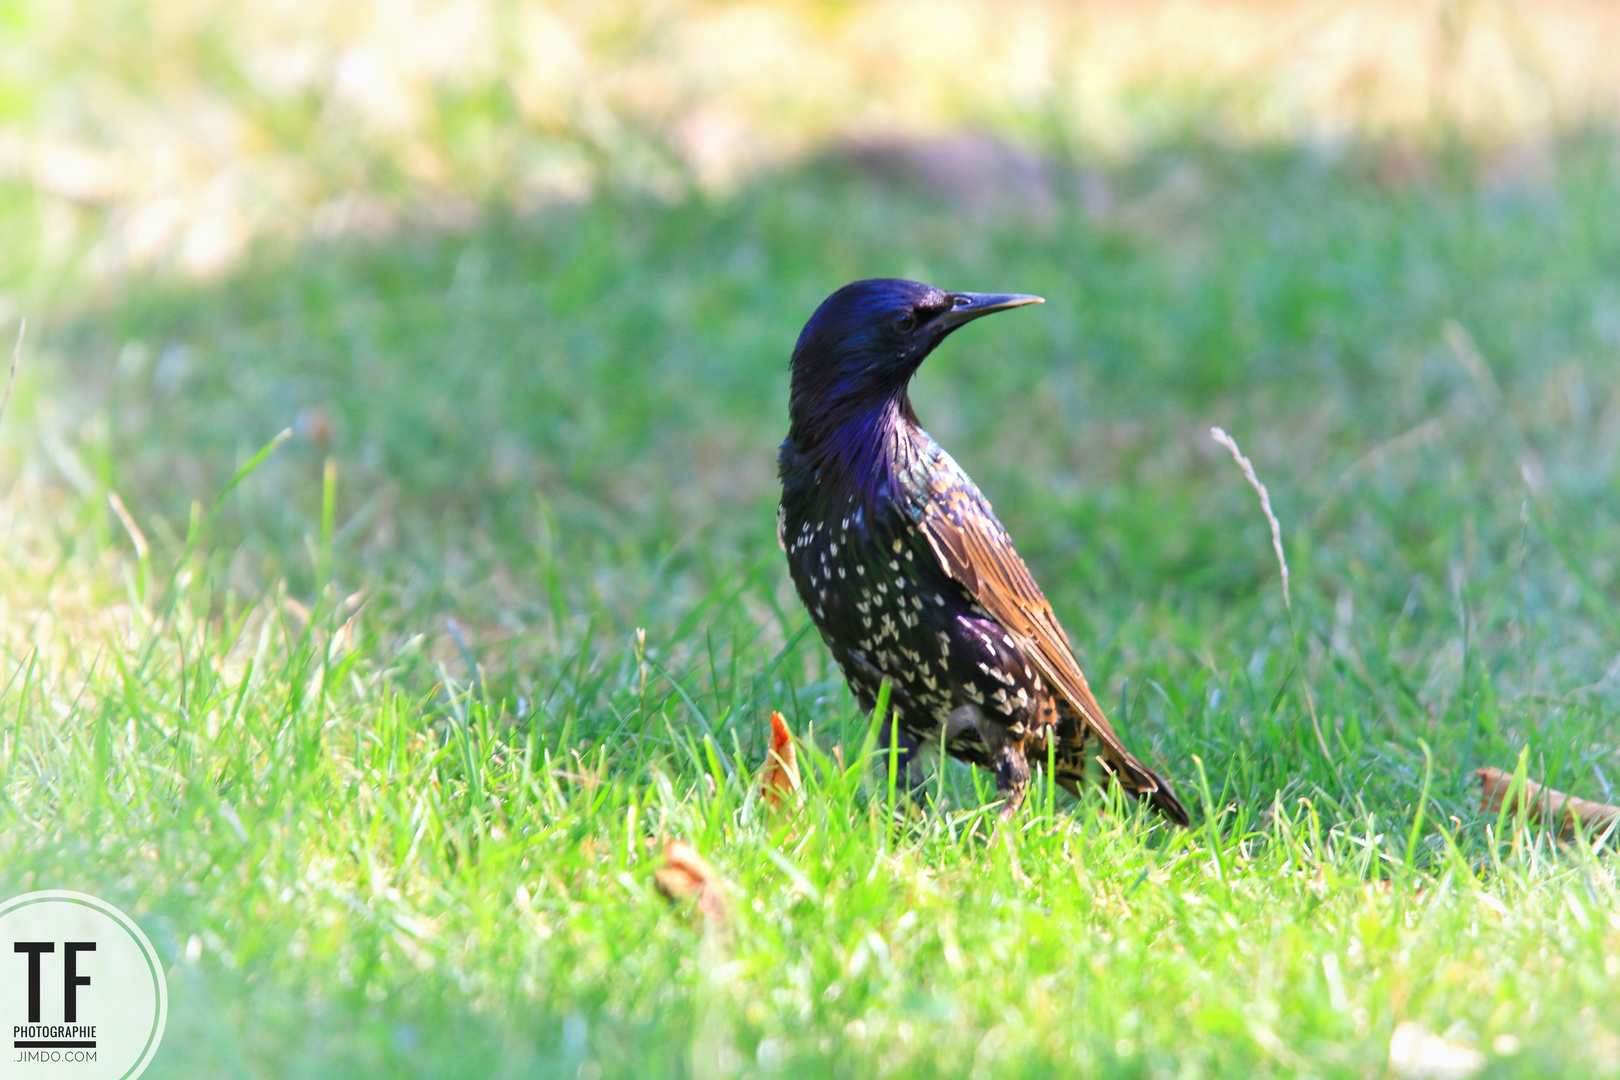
[{"x1": 777, "y1": 278, "x2": 1188, "y2": 826}]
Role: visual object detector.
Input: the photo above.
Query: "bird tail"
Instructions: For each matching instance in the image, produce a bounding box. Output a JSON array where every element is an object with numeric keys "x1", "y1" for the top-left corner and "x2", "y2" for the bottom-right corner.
[
  {"x1": 1052, "y1": 750, "x2": 1189, "y2": 827},
  {"x1": 1103, "y1": 751, "x2": 1190, "y2": 828},
  {"x1": 1140, "y1": 766, "x2": 1190, "y2": 828},
  {"x1": 1050, "y1": 712, "x2": 1189, "y2": 827}
]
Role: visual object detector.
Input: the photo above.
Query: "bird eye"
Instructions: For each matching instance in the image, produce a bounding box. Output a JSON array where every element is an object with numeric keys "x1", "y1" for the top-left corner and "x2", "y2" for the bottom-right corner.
[{"x1": 894, "y1": 312, "x2": 916, "y2": 333}]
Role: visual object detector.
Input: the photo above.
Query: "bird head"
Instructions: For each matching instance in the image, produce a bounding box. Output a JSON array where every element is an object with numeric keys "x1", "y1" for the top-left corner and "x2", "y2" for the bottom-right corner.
[{"x1": 788, "y1": 278, "x2": 1043, "y2": 438}]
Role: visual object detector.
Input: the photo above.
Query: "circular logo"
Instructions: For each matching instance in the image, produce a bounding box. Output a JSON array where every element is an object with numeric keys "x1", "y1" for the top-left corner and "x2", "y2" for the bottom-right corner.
[{"x1": 0, "y1": 891, "x2": 167, "y2": 1079}]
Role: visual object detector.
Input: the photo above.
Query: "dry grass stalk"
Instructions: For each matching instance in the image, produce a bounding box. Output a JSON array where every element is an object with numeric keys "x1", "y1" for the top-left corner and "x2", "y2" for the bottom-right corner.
[
  {"x1": 0, "y1": 319, "x2": 22, "y2": 428},
  {"x1": 1211, "y1": 426, "x2": 1290, "y2": 609},
  {"x1": 1476, "y1": 766, "x2": 1620, "y2": 839},
  {"x1": 759, "y1": 710, "x2": 801, "y2": 812},
  {"x1": 106, "y1": 491, "x2": 150, "y2": 562},
  {"x1": 653, "y1": 839, "x2": 729, "y2": 925}
]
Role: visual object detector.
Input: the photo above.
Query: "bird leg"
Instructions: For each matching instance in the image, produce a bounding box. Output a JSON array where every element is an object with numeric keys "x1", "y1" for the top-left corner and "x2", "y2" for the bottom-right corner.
[
  {"x1": 875, "y1": 715, "x2": 931, "y2": 802},
  {"x1": 891, "y1": 726, "x2": 934, "y2": 801},
  {"x1": 847, "y1": 653, "x2": 932, "y2": 799}
]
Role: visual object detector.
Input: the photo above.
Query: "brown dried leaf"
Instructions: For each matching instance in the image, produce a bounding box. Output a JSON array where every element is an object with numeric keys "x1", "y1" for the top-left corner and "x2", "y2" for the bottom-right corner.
[
  {"x1": 1476, "y1": 766, "x2": 1620, "y2": 839},
  {"x1": 760, "y1": 710, "x2": 801, "y2": 812},
  {"x1": 653, "y1": 839, "x2": 728, "y2": 925}
]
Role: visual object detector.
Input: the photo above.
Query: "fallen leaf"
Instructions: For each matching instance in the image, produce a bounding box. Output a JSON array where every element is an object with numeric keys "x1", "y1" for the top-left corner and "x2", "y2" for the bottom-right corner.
[
  {"x1": 760, "y1": 711, "x2": 801, "y2": 812},
  {"x1": 1389, "y1": 1021, "x2": 1485, "y2": 1080},
  {"x1": 1476, "y1": 767, "x2": 1620, "y2": 839},
  {"x1": 653, "y1": 839, "x2": 728, "y2": 925}
]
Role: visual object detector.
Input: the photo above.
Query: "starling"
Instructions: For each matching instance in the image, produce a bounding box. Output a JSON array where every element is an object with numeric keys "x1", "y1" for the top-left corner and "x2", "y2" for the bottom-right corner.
[{"x1": 777, "y1": 279, "x2": 1188, "y2": 826}]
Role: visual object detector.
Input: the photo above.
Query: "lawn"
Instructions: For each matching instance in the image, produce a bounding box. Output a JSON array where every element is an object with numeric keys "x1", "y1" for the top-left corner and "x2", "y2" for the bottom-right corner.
[{"x1": 4, "y1": 76, "x2": 1620, "y2": 1080}]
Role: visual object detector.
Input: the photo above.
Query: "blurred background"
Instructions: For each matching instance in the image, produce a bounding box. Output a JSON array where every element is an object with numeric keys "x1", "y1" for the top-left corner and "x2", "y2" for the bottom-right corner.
[
  {"x1": 3, "y1": 0, "x2": 1617, "y2": 282},
  {"x1": 5, "y1": 3, "x2": 1620, "y2": 1075}
]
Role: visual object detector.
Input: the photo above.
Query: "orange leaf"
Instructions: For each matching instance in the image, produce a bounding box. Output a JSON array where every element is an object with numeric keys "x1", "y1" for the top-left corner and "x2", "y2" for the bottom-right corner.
[
  {"x1": 760, "y1": 710, "x2": 801, "y2": 811},
  {"x1": 1476, "y1": 766, "x2": 1620, "y2": 839},
  {"x1": 653, "y1": 839, "x2": 728, "y2": 924}
]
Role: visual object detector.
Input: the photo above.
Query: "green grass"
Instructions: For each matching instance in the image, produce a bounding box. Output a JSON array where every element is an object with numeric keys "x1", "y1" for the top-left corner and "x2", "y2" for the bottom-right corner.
[{"x1": 5, "y1": 132, "x2": 1620, "y2": 1077}]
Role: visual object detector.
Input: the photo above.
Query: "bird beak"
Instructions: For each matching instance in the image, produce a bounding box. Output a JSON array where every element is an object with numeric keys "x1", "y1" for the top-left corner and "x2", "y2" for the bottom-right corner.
[{"x1": 931, "y1": 292, "x2": 1045, "y2": 331}]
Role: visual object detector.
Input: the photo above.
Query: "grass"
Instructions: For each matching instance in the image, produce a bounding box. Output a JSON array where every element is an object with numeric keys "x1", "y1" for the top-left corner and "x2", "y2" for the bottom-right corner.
[{"x1": 4, "y1": 130, "x2": 1620, "y2": 1076}]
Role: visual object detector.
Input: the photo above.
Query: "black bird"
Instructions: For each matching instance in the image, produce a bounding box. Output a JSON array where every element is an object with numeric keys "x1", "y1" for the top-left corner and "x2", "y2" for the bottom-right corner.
[{"x1": 777, "y1": 279, "x2": 1188, "y2": 826}]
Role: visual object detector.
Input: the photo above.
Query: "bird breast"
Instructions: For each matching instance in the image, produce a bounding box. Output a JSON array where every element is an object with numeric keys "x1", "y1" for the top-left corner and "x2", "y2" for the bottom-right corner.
[{"x1": 783, "y1": 497, "x2": 1051, "y2": 752}]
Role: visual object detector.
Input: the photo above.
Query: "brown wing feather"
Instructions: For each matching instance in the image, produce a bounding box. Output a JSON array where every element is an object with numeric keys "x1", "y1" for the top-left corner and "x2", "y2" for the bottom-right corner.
[{"x1": 920, "y1": 476, "x2": 1188, "y2": 824}]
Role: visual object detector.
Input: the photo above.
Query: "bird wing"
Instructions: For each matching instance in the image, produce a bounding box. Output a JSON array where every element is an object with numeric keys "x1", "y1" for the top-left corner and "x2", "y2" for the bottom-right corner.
[{"x1": 918, "y1": 462, "x2": 1186, "y2": 821}]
